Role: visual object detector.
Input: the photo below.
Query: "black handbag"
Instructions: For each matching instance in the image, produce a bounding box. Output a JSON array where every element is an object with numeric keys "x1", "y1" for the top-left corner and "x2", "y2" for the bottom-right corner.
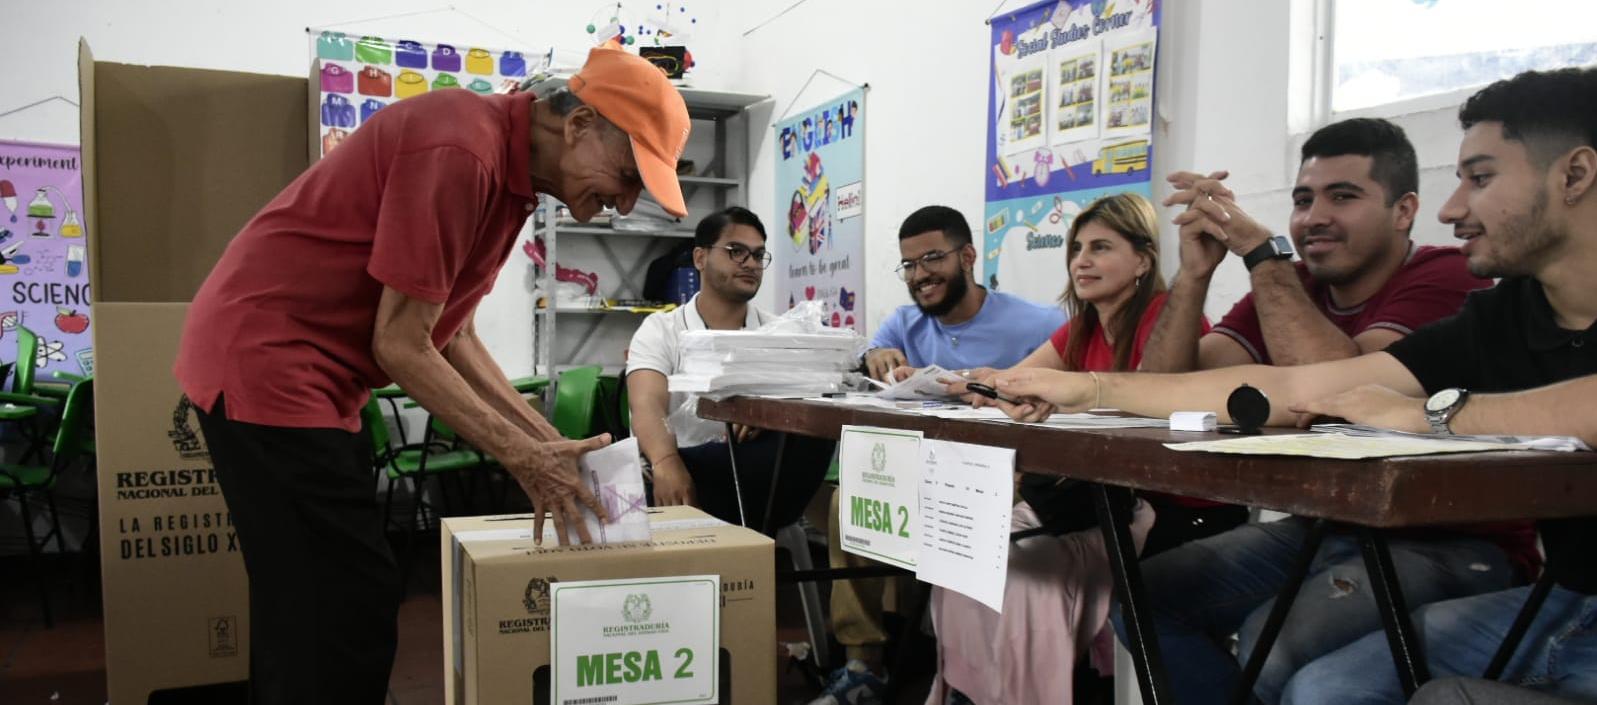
[{"x1": 1013, "y1": 473, "x2": 1134, "y2": 541}]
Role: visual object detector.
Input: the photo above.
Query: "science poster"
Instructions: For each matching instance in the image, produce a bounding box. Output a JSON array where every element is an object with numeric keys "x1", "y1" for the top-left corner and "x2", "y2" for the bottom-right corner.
[
  {"x1": 0, "y1": 141, "x2": 92, "y2": 377},
  {"x1": 984, "y1": 0, "x2": 1159, "y2": 305}
]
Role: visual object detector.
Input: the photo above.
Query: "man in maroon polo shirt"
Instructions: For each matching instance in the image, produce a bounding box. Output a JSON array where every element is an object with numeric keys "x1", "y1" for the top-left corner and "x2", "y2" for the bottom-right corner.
[{"x1": 173, "y1": 47, "x2": 689, "y2": 704}]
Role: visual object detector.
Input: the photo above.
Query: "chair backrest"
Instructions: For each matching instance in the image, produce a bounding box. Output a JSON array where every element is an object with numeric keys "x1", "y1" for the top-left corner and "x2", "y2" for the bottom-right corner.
[
  {"x1": 361, "y1": 396, "x2": 392, "y2": 457},
  {"x1": 51, "y1": 378, "x2": 94, "y2": 462},
  {"x1": 550, "y1": 366, "x2": 603, "y2": 439},
  {"x1": 596, "y1": 372, "x2": 632, "y2": 440},
  {"x1": 14, "y1": 326, "x2": 38, "y2": 394},
  {"x1": 428, "y1": 416, "x2": 459, "y2": 444}
]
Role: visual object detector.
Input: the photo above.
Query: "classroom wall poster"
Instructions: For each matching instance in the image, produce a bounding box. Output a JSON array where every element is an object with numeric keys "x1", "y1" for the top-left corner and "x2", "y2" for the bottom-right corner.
[
  {"x1": 309, "y1": 30, "x2": 533, "y2": 156},
  {"x1": 984, "y1": 0, "x2": 1159, "y2": 306},
  {"x1": 0, "y1": 141, "x2": 92, "y2": 378},
  {"x1": 775, "y1": 87, "x2": 865, "y2": 332}
]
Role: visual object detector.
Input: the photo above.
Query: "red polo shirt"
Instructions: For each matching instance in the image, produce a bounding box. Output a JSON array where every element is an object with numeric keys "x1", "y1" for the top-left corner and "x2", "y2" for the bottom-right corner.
[{"x1": 175, "y1": 90, "x2": 538, "y2": 432}]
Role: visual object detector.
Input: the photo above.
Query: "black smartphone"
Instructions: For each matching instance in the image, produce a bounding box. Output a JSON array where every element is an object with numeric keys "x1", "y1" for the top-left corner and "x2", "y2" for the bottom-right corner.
[{"x1": 966, "y1": 382, "x2": 1021, "y2": 405}]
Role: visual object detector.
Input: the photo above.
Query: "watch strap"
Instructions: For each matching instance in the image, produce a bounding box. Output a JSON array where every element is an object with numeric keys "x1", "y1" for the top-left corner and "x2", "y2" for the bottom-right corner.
[{"x1": 1243, "y1": 238, "x2": 1291, "y2": 271}]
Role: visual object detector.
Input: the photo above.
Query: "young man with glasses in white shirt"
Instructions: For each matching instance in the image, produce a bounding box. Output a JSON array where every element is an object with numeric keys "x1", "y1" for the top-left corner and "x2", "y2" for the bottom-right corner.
[{"x1": 626, "y1": 206, "x2": 835, "y2": 529}]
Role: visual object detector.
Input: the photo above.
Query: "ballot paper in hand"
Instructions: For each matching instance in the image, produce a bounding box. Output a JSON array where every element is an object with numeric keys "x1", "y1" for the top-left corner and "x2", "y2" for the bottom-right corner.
[
  {"x1": 567, "y1": 437, "x2": 652, "y2": 544},
  {"x1": 876, "y1": 365, "x2": 961, "y2": 401}
]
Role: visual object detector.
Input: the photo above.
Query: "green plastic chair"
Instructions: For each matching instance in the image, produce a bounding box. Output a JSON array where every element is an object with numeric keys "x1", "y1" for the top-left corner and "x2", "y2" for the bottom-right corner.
[
  {"x1": 9, "y1": 326, "x2": 72, "y2": 400},
  {"x1": 1, "y1": 377, "x2": 95, "y2": 627},
  {"x1": 365, "y1": 399, "x2": 485, "y2": 505},
  {"x1": 550, "y1": 366, "x2": 603, "y2": 440},
  {"x1": 595, "y1": 373, "x2": 633, "y2": 440},
  {"x1": 0, "y1": 327, "x2": 65, "y2": 461},
  {"x1": 364, "y1": 396, "x2": 489, "y2": 591}
]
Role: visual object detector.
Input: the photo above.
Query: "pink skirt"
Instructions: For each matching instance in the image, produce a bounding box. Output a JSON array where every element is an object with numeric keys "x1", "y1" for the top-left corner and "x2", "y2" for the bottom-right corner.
[{"x1": 925, "y1": 499, "x2": 1155, "y2": 705}]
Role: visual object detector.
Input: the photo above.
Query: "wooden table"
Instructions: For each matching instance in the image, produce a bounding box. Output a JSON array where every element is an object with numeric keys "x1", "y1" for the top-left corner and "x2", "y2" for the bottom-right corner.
[{"x1": 698, "y1": 396, "x2": 1597, "y2": 704}]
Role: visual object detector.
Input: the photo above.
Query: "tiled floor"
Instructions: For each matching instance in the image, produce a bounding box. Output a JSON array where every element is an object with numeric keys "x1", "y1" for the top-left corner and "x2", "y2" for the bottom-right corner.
[{"x1": 0, "y1": 540, "x2": 936, "y2": 705}]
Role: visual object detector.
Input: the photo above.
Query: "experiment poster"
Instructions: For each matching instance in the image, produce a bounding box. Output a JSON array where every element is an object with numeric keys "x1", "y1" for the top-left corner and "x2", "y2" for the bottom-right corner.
[
  {"x1": 310, "y1": 30, "x2": 533, "y2": 156},
  {"x1": 775, "y1": 87, "x2": 866, "y2": 332},
  {"x1": 984, "y1": 0, "x2": 1159, "y2": 305},
  {"x1": 0, "y1": 141, "x2": 92, "y2": 377}
]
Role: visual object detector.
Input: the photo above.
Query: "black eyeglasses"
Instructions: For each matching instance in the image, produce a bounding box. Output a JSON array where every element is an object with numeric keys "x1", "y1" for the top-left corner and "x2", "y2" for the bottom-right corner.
[
  {"x1": 709, "y1": 243, "x2": 773, "y2": 269},
  {"x1": 895, "y1": 248, "x2": 959, "y2": 280}
]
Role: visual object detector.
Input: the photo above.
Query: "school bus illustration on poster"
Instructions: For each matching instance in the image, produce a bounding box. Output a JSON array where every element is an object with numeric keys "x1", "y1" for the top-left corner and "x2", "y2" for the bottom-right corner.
[{"x1": 1092, "y1": 139, "x2": 1149, "y2": 175}]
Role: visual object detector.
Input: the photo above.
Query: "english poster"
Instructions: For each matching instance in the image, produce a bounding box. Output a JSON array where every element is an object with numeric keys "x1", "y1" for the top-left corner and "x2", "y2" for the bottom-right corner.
[{"x1": 775, "y1": 86, "x2": 866, "y2": 332}]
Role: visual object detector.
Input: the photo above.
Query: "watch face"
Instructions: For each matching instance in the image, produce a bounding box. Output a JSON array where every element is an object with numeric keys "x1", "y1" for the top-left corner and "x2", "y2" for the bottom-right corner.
[
  {"x1": 1427, "y1": 388, "x2": 1461, "y2": 413},
  {"x1": 1271, "y1": 235, "x2": 1294, "y2": 255}
]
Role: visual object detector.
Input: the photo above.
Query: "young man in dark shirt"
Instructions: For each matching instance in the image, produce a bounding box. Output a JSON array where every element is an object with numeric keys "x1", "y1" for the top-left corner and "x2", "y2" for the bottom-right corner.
[
  {"x1": 1126, "y1": 119, "x2": 1506, "y2": 704},
  {"x1": 984, "y1": 67, "x2": 1597, "y2": 704}
]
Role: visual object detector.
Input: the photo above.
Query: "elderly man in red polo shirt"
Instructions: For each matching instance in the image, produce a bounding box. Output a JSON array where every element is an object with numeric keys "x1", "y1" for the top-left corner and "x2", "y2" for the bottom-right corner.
[{"x1": 173, "y1": 47, "x2": 689, "y2": 704}]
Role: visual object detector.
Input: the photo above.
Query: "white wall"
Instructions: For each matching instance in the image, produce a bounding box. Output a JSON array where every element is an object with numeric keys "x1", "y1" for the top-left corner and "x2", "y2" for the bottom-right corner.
[
  {"x1": 0, "y1": 0, "x2": 1488, "y2": 361},
  {"x1": 724, "y1": 0, "x2": 997, "y2": 330}
]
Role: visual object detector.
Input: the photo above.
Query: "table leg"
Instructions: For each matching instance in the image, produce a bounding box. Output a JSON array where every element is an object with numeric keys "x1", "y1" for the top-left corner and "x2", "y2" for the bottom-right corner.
[
  {"x1": 1483, "y1": 571, "x2": 1556, "y2": 680},
  {"x1": 723, "y1": 422, "x2": 749, "y2": 527},
  {"x1": 1095, "y1": 484, "x2": 1172, "y2": 705},
  {"x1": 759, "y1": 432, "x2": 789, "y2": 536},
  {"x1": 1357, "y1": 526, "x2": 1430, "y2": 696},
  {"x1": 1232, "y1": 518, "x2": 1330, "y2": 705}
]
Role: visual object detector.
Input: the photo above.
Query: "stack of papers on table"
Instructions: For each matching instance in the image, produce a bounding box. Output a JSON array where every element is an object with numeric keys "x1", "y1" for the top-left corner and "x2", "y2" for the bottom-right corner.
[
  {"x1": 669, "y1": 329, "x2": 860, "y2": 396},
  {"x1": 871, "y1": 365, "x2": 963, "y2": 401}
]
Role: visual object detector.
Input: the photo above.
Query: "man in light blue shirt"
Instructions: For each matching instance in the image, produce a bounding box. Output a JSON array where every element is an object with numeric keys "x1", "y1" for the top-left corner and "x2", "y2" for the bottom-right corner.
[
  {"x1": 812, "y1": 205, "x2": 1065, "y2": 705},
  {"x1": 863, "y1": 205, "x2": 1067, "y2": 381}
]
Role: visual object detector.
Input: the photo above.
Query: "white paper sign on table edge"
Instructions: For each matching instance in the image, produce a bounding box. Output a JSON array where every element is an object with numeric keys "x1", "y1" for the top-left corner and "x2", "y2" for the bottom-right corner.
[
  {"x1": 915, "y1": 438, "x2": 1015, "y2": 613},
  {"x1": 838, "y1": 425, "x2": 924, "y2": 570},
  {"x1": 550, "y1": 574, "x2": 721, "y2": 705}
]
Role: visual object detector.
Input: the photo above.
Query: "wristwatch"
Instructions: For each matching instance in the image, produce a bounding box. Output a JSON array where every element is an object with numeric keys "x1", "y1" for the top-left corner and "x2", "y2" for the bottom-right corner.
[
  {"x1": 1243, "y1": 235, "x2": 1295, "y2": 271},
  {"x1": 1424, "y1": 388, "x2": 1471, "y2": 435}
]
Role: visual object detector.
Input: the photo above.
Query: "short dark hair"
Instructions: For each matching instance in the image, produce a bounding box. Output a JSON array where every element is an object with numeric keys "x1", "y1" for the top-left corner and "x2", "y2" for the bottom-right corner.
[
  {"x1": 1300, "y1": 118, "x2": 1418, "y2": 206},
  {"x1": 1459, "y1": 67, "x2": 1597, "y2": 166},
  {"x1": 694, "y1": 207, "x2": 767, "y2": 248},
  {"x1": 897, "y1": 205, "x2": 972, "y2": 247},
  {"x1": 543, "y1": 88, "x2": 585, "y2": 116}
]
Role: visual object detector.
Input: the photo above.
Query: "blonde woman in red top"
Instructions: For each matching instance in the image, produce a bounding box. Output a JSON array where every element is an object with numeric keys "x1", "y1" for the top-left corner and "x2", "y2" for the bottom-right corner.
[{"x1": 927, "y1": 193, "x2": 1244, "y2": 705}]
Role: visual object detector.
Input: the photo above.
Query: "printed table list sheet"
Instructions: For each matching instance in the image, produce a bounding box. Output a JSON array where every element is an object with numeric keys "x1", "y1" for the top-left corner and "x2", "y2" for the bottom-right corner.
[{"x1": 916, "y1": 439, "x2": 1015, "y2": 612}]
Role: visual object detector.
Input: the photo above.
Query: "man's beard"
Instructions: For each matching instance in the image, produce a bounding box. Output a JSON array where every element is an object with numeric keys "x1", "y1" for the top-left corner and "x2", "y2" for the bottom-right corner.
[
  {"x1": 911, "y1": 273, "x2": 969, "y2": 317},
  {"x1": 710, "y1": 269, "x2": 758, "y2": 303},
  {"x1": 1471, "y1": 188, "x2": 1561, "y2": 278}
]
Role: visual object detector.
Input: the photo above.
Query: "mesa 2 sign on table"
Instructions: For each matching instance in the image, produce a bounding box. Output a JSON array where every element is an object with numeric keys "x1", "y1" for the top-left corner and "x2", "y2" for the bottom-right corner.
[
  {"x1": 551, "y1": 575, "x2": 720, "y2": 705},
  {"x1": 0, "y1": 141, "x2": 93, "y2": 377},
  {"x1": 774, "y1": 87, "x2": 865, "y2": 333},
  {"x1": 838, "y1": 425, "x2": 923, "y2": 570}
]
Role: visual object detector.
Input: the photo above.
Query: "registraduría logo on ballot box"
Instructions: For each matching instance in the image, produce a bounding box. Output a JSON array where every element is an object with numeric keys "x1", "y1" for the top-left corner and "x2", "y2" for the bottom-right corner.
[{"x1": 551, "y1": 575, "x2": 720, "y2": 705}]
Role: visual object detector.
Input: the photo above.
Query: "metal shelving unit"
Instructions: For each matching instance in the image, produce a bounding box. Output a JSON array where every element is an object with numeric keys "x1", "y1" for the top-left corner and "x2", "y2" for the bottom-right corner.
[{"x1": 532, "y1": 80, "x2": 770, "y2": 388}]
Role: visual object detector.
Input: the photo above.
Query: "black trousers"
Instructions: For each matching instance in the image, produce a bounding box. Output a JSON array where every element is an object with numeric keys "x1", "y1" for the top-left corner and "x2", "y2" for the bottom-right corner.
[
  {"x1": 676, "y1": 432, "x2": 835, "y2": 533},
  {"x1": 196, "y1": 397, "x2": 400, "y2": 705}
]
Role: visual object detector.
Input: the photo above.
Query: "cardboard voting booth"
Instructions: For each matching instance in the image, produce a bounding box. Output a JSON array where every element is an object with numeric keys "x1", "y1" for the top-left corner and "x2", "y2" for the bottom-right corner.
[
  {"x1": 79, "y1": 38, "x2": 316, "y2": 703},
  {"x1": 442, "y1": 506, "x2": 777, "y2": 705}
]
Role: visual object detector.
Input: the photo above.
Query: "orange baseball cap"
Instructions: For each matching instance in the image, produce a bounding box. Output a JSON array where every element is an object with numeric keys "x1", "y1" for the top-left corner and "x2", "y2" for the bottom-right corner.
[{"x1": 568, "y1": 47, "x2": 692, "y2": 218}]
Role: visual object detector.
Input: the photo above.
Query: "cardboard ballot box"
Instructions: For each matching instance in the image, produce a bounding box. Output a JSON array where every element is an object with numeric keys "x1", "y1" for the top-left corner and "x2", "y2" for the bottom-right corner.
[
  {"x1": 79, "y1": 39, "x2": 317, "y2": 703},
  {"x1": 443, "y1": 506, "x2": 776, "y2": 705}
]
